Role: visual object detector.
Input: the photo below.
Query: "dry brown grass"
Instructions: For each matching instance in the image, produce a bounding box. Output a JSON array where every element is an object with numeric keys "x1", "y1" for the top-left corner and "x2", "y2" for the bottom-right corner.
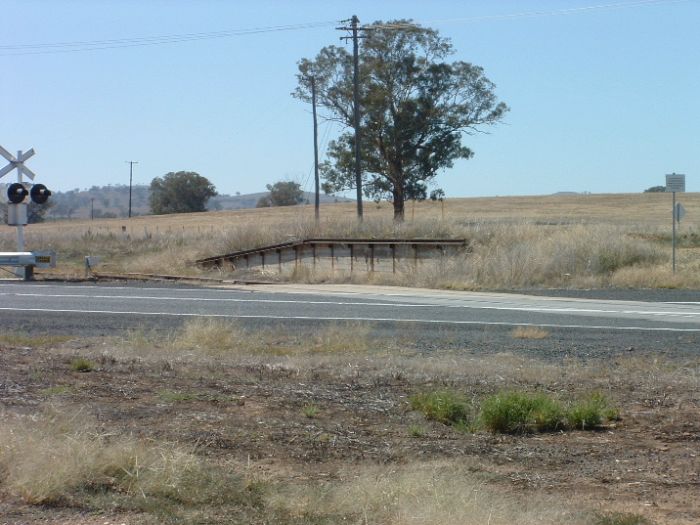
[
  {"x1": 0, "y1": 408, "x2": 255, "y2": 512},
  {"x1": 89, "y1": 322, "x2": 699, "y2": 399},
  {"x1": 114, "y1": 319, "x2": 376, "y2": 367},
  {"x1": 511, "y1": 326, "x2": 551, "y2": 339},
  {"x1": 0, "y1": 405, "x2": 591, "y2": 524},
  {"x1": 272, "y1": 462, "x2": 588, "y2": 525},
  {"x1": 3, "y1": 192, "x2": 699, "y2": 288}
]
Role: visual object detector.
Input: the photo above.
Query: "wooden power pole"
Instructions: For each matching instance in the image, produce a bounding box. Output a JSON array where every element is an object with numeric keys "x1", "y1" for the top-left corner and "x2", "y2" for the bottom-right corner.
[
  {"x1": 311, "y1": 76, "x2": 320, "y2": 222},
  {"x1": 338, "y1": 15, "x2": 365, "y2": 219}
]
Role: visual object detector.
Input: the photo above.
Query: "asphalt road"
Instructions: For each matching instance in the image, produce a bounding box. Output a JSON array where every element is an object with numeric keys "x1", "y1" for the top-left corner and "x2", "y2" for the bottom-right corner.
[
  {"x1": 1, "y1": 280, "x2": 700, "y2": 332},
  {"x1": 1, "y1": 281, "x2": 699, "y2": 360}
]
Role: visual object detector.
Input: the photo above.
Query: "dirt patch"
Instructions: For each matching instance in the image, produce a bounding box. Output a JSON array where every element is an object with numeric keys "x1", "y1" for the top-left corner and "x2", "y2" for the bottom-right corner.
[{"x1": 0, "y1": 328, "x2": 698, "y2": 524}]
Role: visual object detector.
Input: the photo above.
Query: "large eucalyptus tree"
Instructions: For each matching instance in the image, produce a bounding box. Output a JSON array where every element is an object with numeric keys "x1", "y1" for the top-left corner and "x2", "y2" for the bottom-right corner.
[{"x1": 294, "y1": 20, "x2": 508, "y2": 220}]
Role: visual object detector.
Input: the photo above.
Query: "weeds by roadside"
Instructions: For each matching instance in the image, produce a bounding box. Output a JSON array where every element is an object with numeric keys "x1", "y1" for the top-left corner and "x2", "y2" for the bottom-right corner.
[
  {"x1": 0, "y1": 409, "x2": 261, "y2": 520},
  {"x1": 69, "y1": 357, "x2": 94, "y2": 372},
  {"x1": 411, "y1": 389, "x2": 619, "y2": 434},
  {"x1": 409, "y1": 390, "x2": 471, "y2": 426},
  {"x1": 302, "y1": 403, "x2": 319, "y2": 419},
  {"x1": 1, "y1": 408, "x2": 603, "y2": 525},
  {"x1": 512, "y1": 326, "x2": 550, "y2": 339},
  {"x1": 479, "y1": 391, "x2": 567, "y2": 433}
]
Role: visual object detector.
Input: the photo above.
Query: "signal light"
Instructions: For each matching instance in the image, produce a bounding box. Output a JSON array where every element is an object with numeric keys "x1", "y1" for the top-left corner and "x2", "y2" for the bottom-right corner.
[
  {"x1": 30, "y1": 184, "x2": 51, "y2": 204},
  {"x1": 7, "y1": 183, "x2": 28, "y2": 204}
]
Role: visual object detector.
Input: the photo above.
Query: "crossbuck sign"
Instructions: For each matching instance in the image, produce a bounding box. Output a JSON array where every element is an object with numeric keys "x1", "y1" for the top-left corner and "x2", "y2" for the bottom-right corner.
[
  {"x1": 0, "y1": 145, "x2": 37, "y2": 181},
  {"x1": 0, "y1": 143, "x2": 48, "y2": 279}
]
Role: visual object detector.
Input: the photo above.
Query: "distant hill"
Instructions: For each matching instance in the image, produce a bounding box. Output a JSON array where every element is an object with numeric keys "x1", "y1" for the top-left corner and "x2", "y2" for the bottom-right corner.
[
  {"x1": 551, "y1": 191, "x2": 591, "y2": 196},
  {"x1": 0, "y1": 183, "x2": 353, "y2": 220},
  {"x1": 208, "y1": 192, "x2": 353, "y2": 211}
]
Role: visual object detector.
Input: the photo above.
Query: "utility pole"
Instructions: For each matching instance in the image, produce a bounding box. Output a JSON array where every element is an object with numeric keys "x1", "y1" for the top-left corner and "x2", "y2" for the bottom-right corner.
[
  {"x1": 16, "y1": 150, "x2": 26, "y2": 253},
  {"x1": 338, "y1": 15, "x2": 365, "y2": 219},
  {"x1": 126, "y1": 160, "x2": 138, "y2": 218},
  {"x1": 311, "y1": 76, "x2": 320, "y2": 222}
]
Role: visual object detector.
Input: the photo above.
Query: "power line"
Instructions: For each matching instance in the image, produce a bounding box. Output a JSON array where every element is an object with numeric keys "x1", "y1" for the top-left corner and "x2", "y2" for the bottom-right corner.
[
  {"x1": 0, "y1": 20, "x2": 338, "y2": 56},
  {"x1": 370, "y1": 0, "x2": 692, "y2": 30},
  {"x1": 3, "y1": 0, "x2": 687, "y2": 58}
]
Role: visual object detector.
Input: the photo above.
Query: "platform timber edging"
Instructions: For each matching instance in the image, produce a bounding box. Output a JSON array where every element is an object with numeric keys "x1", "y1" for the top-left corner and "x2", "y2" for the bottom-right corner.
[{"x1": 196, "y1": 238, "x2": 468, "y2": 274}]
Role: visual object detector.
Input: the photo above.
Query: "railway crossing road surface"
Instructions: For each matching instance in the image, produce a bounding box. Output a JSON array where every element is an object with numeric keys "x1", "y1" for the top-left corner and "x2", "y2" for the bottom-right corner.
[{"x1": 1, "y1": 281, "x2": 700, "y2": 334}]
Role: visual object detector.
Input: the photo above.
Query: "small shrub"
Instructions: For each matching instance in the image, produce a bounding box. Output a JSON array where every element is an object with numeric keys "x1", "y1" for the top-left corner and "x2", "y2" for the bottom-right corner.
[
  {"x1": 479, "y1": 391, "x2": 565, "y2": 434},
  {"x1": 70, "y1": 358, "x2": 94, "y2": 372},
  {"x1": 410, "y1": 391, "x2": 470, "y2": 426},
  {"x1": 408, "y1": 424, "x2": 425, "y2": 438},
  {"x1": 567, "y1": 392, "x2": 618, "y2": 430},
  {"x1": 302, "y1": 403, "x2": 319, "y2": 419}
]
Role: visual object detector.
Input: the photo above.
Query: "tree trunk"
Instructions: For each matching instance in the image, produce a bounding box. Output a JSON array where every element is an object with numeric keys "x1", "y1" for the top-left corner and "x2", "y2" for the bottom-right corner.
[{"x1": 392, "y1": 186, "x2": 405, "y2": 222}]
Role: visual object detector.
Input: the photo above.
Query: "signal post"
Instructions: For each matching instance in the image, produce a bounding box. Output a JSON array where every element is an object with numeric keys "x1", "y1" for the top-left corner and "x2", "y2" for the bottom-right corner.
[{"x1": 0, "y1": 144, "x2": 54, "y2": 280}]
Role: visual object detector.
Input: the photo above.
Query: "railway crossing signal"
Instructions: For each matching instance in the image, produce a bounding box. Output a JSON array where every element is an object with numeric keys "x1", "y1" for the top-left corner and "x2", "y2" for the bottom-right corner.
[
  {"x1": 30, "y1": 183, "x2": 51, "y2": 204},
  {"x1": 1, "y1": 144, "x2": 54, "y2": 280},
  {"x1": 7, "y1": 183, "x2": 29, "y2": 203}
]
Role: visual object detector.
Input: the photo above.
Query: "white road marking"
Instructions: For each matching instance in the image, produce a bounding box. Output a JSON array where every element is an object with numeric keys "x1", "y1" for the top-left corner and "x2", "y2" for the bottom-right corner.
[
  {"x1": 3, "y1": 291, "x2": 700, "y2": 319},
  {"x1": 1, "y1": 306, "x2": 699, "y2": 332}
]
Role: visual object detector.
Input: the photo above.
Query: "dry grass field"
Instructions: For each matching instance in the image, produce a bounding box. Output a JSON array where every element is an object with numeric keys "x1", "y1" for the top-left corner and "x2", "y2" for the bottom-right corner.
[
  {"x1": 2, "y1": 193, "x2": 700, "y2": 524},
  {"x1": 2, "y1": 192, "x2": 700, "y2": 289},
  {"x1": 1, "y1": 321, "x2": 699, "y2": 525}
]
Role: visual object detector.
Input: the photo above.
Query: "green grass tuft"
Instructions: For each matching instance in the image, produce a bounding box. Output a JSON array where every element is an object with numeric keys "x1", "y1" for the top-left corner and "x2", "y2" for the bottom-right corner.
[
  {"x1": 567, "y1": 392, "x2": 616, "y2": 430},
  {"x1": 157, "y1": 390, "x2": 234, "y2": 403},
  {"x1": 409, "y1": 390, "x2": 470, "y2": 426},
  {"x1": 302, "y1": 403, "x2": 319, "y2": 419},
  {"x1": 70, "y1": 358, "x2": 95, "y2": 373},
  {"x1": 479, "y1": 391, "x2": 566, "y2": 434},
  {"x1": 39, "y1": 385, "x2": 75, "y2": 397},
  {"x1": 408, "y1": 424, "x2": 425, "y2": 438}
]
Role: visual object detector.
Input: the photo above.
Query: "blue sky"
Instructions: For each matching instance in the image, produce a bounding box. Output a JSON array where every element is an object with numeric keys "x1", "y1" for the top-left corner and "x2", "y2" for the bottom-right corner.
[{"x1": 1, "y1": 0, "x2": 698, "y2": 198}]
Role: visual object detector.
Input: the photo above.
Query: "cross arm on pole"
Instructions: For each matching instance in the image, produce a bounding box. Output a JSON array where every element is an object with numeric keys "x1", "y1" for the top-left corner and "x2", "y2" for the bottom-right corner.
[
  {"x1": 0, "y1": 145, "x2": 37, "y2": 180},
  {"x1": 18, "y1": 164, "x2": 36, "y2": 180},
  {"x1": 0, "y1": 163, "x2": 17, "y2": 179},
  {"x1": 18, "y1": 149, "x2": 35, "y2": 162},
  {"x1": 0, "y1": 144, "x2": 16, "y2": 163}
]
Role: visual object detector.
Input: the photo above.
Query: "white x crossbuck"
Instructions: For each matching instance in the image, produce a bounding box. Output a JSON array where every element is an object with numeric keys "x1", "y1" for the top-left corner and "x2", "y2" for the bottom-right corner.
[{"x1": 0, "y1": 145, "x2": 36, "y2": 180}]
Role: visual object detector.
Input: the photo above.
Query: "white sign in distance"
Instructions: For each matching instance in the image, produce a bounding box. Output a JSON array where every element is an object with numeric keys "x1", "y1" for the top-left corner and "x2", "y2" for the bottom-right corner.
[{"x1": 666, "y1": 173, "x2": 686, "y2": 193}]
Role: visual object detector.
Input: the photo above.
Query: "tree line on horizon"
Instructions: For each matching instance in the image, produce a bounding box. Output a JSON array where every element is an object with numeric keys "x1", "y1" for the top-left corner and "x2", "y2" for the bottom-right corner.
[{"x1": 0, "y1": 175, "x2": 341, "y2": 222}]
